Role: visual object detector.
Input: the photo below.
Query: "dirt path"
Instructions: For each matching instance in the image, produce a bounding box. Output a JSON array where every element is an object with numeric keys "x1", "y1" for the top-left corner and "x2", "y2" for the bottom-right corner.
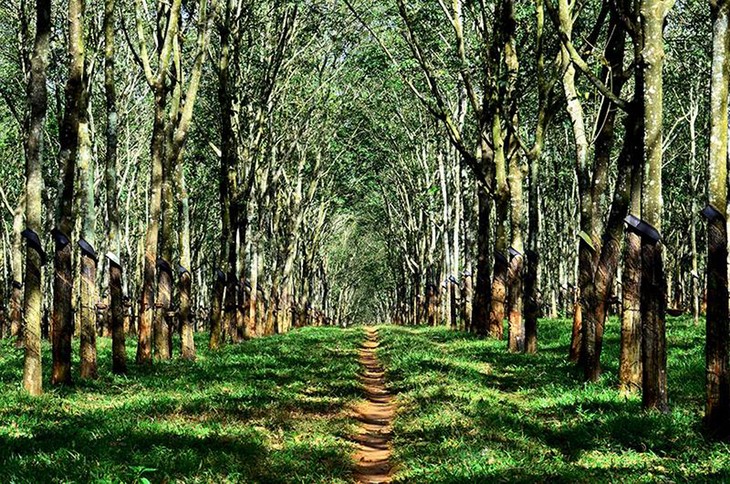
[{"x1": 351, "y1": 327, "x2": 396, "y2": 484}]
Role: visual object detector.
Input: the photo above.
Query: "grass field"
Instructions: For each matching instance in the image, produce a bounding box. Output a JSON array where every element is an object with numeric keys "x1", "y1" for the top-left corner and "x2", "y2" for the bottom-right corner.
[
  {"x1": 0, "y1": 328, "x2": 362, "y2": 483},
  {"x1": 378, "y1": 317, "x2": 730, "y2": 483},
  {"x1": 1, "y1": 318, "x2": 728, "y2": 483}
]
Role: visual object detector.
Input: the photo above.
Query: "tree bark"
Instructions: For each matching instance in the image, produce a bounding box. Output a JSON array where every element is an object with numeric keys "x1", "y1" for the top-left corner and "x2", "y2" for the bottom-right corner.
[
  {"x1": 79, "y1": 251, "x2": 98, "y2": 379},
  {"x1": 639, "y1": 0, "x2": 672, "y2": 413},
  {"x1": 472, "y1": 183, "x2": 491, "y2": 335},
  {"x1": 177, "y1": 160, "x2": 195, "y2": 359},
  {"x1": 705, "y1": 0, "x2": 730, "y2": 436},
  {"x1": 10, "y1": 197, "x2": 24, "y2": 343},
  {"x1": 554, "y1": 0, "x2": 592, "y2": 366},
  {"x1": 621, "y1": 233, "x2": 643, "y2": 391},
  {"x1": 582, "y1": 102, "x2": 641, "y2": 387},
  {"x1": 23, "y1": 0, "x2": 51, "y2": 396},
  {"x1": 523, "y1": 0, "x2": 551, "y2": 354},
  {"x1": 78, "y1": 108, "x2": 98, "y2": 380},
  {"x1": 135, "y1": 0, "x2": 183, "y2": 365},
  {"x1": 507, "y1": 252, "x2": 525, "y2": 353},
  {"x1": 209, "y1": 270, "x2": 225, "y2": 349},
  {"x1": 110, "y1": 260, "x2": 126, "y2": 373},
  {"x1": 138, "y1": 84, "x2": 167, "y2": 364},
  {"x1": 179, "y1": 269, "x2": 194, "y2": 359},
  {"x1": 507, "y1": 151, "x2": 525, "y2": 352},
  {"x1": 578, "y1": 12, "x2": 628, "y2": 381},
  {"x1": 155, "y1": 143, "x2": 176, "y2": 359},
  {"x1": 490, "y1": 115, "x2": 509, "y2": 340},
  {"x1": 154, "y1": 259, "x2": 173, "y2": 359},
  {"x1": 51, "y1": 0, "x2": 86, "y2": 386},
  {"x1": 251, "y1": 245, "x2": 261, "y2": 337},
  {"x1": 104, "y1": 0, "x2": 125, "y2": 374}
]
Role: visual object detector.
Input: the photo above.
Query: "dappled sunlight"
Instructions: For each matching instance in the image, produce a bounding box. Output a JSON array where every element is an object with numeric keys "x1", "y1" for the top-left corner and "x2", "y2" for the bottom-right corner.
[
  {"x1": 0, "y1": 329, "x2": 362, "y2": 483},
  {"x1": 377, "y1": 318, "x2": 728, "y2": 483}
]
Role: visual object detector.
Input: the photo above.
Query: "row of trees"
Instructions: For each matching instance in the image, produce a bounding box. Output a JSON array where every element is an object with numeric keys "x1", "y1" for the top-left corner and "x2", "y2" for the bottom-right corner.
[
  {"x1": 344, "y1": 0, "x2": 728, "y2": 435},
  {"x1": 2, "y1": 0, "x2": 730, "y2": 440},
  {"x1": 0, "y1": 0, "x2": 362, "y2": 395}
]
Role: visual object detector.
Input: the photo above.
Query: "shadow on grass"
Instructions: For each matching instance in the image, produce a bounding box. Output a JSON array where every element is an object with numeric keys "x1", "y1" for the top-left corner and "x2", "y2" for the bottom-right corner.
[
  {"x1": 378, "y1": 319, "x2": 729, "y2": 484},
  {"x1": 0, "y1": 326, "x2": 363, "y2": 483}
]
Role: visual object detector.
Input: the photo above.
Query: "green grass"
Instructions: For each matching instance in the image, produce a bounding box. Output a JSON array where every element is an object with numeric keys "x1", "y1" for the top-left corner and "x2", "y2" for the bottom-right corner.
[
  {"x1": 377, "y1": 317, "x2": 730, "y2": 483},
  {"x1": 0, "y1": 327, "x2": 362, "y2": 483},
  {"x1": 2, "y1": 318, "x2": 727, "y2": 483}
]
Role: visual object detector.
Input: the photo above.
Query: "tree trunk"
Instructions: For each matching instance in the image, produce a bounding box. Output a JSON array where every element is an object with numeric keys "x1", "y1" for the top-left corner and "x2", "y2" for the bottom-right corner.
[
  {"x1": 461, "y1": 168, "x2": 474, "y2": 333},
  {"x1": 579, "y1": 12, "x2": 628, "y2": 380},
  {"x1": 525, "y1": 141, "x2": 539, "y2": 352},
  {"x1": 237, "y1": 279, "x2": 247, "y2": 340},
  {"x1": 523, "y1": 0, "x2": 549, "y2": 353},
  {"x1": 156, "y1": 125, "x2": 178, "y2": 359},
  {"x1": 209, "y1": 270, "x2": 225, "y2": 349},
  {"x1": 137, "y1": 87, "x2": 166, "y2": 364},
  {"x1": 507, "y1": 149, "x2": 525, "y2": 353},
  {"x1": 507, "y1": 252, "x2": 525, "y2": 353},
  {"x1": 135, "y1": 0, "x2": 183, "y2": 365},
  {"x1": 490, "y1": 117, "x2": 509, "y2": 340},
  {"x1": 154, "y1": 258, "x2": 173, "y2": 359},
  {"x1": 505, "y1": 143, "x2": 524, "y2": 352},
  {"x1": 556, "y1": 0, "x2": 591, "y2": 366},
  {"x1": 621, "y1": 167, "x2": 643, "y2": 392},
  {"x1": 104, "y1": 0, "x2": 125, "y2": 374},
  {"x1": 472, "y1": 184, "x2": 491, "y2": 335},
  {"x1": 267, "y1": 284, "x2": 278, "y2": 335},
  {"x1": 78, "y1": 109, "x2": 98, "y2": 380},
  {"x1": 23, "y1": 0, "x2": 51, "y2": 396},
  {"x1": 251, "y1": 245, "x2": 261, "y2": 337},
  {"x1": 217, "y1": 0, "x2": 240, "y2": 345},
  {"x1": 581, "y1": 103, "x2": 641, "y2": 387},
  {"x1": 155, "y1": 146, "x2": 176, "y2": 359},
  {"x1": 178, "y1": 164, "x2": 195, "y2": 360},
  {"x1": 639, "y1": 0, "x2": 671, "y2": 413},
  {"x1": 179, "y1": 269, "x2": 194, "y2": 359},
  {"x1": 109, "y1": 259, "x2": 126, "y2": 373},
  {"x1": 79, "y1": 251, "x2": 98, "y2": 379},
  {"x1": 51, "y1": 0, "x2": 85, "y2": 387},
  {"x1": 449, "y1": 279, "x2": 458, "y2": 330},
  {"x1": 10, "y1": 197, "x2": 24, "y2": 342},
  {"x1": 705, "y1": 0, "x2": 730, "y2": 436}
]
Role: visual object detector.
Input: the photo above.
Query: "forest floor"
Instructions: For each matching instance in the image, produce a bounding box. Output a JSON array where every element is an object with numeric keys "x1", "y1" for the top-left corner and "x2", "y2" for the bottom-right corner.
[
  {"x1": 1, "y1": 317, "x2": 729, "y2": 483},
  {"x1": 0, "y1": 328, "x2": 363, "y2": 483},
  {"x1": 378, "y1": 317, "x2": 730, "y2": 483}
]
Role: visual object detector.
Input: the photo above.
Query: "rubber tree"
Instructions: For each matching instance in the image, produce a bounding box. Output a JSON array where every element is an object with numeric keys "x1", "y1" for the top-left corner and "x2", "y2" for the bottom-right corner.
[
  {"x1": 704, "y1": 0, "x2": 730, "y2": 436},
  {"x1": 51, "y1": 0, "x2": 88, "y2": 386},
  {"x1": 524, "y1": 0, "x2": 557, "y2": 354},
  {"x1": 639, "y1": 0, "x2": 674, "y2": 413},
  {"x1": 211, "y1": 0, "x2": 238, "y2": 349},
  {"x1": 78, "y1": 51, "x2": 97, "y2": 380},
  {"x1": 104, "y1": 0, "x2": 126, "y2": 374},
  {"x1": 152, "y1": 0, "x2": 212, "y2": 359},
  {"x1": 503, "y1": 0, "x2": 525, "y2": 353},
  {"x1": 579, "y1": 10, "x2": 629, "y2": 382},
  {"x1": 22, "y1": 0, "x2": 50, "y2": 395},
  {"x1": 212, "y1": 0, "x2": 297, "y2": 342},
  {"x1": 547, "y1": 0, "x2": 641, "y2": 382},
  {"x1": 177, "y1": 165, "x2": 195, "y2": 360},
  {"x1": 134, "y1": 0, "x2": 182, "y2": 365},
  {"x1": 8, "y1": 194, "x2": 23, "y2": 343},
  {"x1": 555, "y1": 0, "x2": 592, "y2": 364}
]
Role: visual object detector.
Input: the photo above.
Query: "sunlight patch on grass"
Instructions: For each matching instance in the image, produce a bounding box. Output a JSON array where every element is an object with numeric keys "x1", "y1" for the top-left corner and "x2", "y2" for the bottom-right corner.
[
  {"x1": 0, "y1": 327, "x2": 362, "y2": 483},
  {"x1": 378, "y1": 318, "x2": 730, "y2": 483}
]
